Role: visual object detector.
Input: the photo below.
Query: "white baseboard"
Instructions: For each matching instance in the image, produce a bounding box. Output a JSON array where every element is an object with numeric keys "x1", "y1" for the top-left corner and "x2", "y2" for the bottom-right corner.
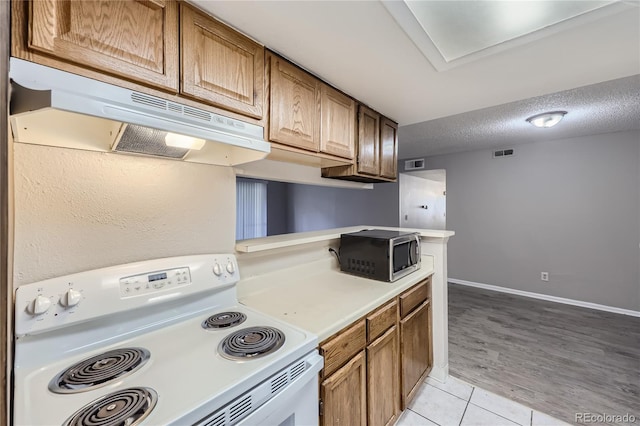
[
  {"x1": 428, "y1": 364, "x2": 449, "y2": 384},
  {"x1": 448, "y1": 278, "x2": 640, "y2": 318}
]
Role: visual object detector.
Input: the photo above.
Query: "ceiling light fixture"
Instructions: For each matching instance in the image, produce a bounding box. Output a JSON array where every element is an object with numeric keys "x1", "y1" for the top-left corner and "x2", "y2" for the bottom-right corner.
[{"x1": 526, "y1": 111, "x2": 567, "y2": 128}]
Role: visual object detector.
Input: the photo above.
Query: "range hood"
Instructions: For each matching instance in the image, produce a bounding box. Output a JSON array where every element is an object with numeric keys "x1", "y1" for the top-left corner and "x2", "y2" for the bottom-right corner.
[{"x1": 8, "y1": 58, "x2": 271, "y2": 166}]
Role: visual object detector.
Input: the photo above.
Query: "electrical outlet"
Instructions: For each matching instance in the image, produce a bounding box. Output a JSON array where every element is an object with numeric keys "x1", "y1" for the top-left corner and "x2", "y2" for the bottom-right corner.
[{"x1": 541, "y1": 272, "x2": 549, "y2": 282}]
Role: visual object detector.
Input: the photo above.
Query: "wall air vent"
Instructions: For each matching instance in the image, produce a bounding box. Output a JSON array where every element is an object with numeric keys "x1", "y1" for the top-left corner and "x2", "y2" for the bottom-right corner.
[
  {"x1": 405, "y1": 158, "x2": 425, "y2": 170},
  {"x1": 493, "y1": 149, "x2": 515, "y2": 158}
]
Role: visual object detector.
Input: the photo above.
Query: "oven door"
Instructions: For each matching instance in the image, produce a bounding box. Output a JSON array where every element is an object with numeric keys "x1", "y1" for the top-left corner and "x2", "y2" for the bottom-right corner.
[{"x1": 238, "y1": 352, "x2": 323, "y2": 426}]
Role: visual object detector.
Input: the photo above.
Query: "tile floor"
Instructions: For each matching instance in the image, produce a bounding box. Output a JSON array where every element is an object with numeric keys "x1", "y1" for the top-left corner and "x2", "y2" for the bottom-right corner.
[{"x1": 396, "y1": 376, "x2": 571, "y2": 426}]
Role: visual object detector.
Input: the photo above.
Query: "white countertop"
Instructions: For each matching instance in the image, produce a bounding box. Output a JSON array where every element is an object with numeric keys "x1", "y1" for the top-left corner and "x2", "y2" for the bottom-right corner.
[
  {"x1": 238, "y1": 256, "x2": 435, "y2": 342},
  {"x1": 235, "y1": 226, "x2": 455, "y2": 253}
]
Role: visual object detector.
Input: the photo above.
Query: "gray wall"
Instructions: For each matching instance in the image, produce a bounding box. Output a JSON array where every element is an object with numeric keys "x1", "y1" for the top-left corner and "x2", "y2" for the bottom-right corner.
[
  {"x1": 414, "y1": 130, "x2": 640, "y2": 311},
  {"x1": 266, "y1": 181, "x2": 399, "y2": 235},
  {"x1": 266, "y1": 181, "x2": 290, "y2": 236}
]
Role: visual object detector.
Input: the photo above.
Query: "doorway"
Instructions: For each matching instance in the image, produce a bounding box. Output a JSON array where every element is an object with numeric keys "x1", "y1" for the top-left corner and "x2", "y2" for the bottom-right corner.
[{"x1": 399, "y1": 170, "x2": 446, "y2": 230}]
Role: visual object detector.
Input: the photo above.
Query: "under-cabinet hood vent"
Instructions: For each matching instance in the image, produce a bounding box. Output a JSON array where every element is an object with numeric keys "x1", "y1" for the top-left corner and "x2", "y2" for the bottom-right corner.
[{"x1": 8, "y1": 58, "x2": 270, "y2": 166}]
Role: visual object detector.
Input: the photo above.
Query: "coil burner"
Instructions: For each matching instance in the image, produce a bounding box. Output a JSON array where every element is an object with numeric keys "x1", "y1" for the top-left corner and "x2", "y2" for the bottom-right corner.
[
  {"x1": 202, "y1": 312, "x2": 247, "y2": 330},
  {"x1": 49, "y1": 348, "x2": 150, "y2": 394},
  {"x1": 63, "y1": 387, "x2": 157, "y2": 426},
  {"x1": 219, "y1": 326, "x2": 285, "y2": 360}
]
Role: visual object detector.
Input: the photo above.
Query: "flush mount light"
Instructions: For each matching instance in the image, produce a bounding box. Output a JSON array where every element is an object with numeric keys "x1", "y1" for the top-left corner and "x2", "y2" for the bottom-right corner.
[
  {"x1": 164, "y1": 132, "x2": 206, "y2": 150},
  {"x1": 526, "y1": 111, "x2": 567, "y2": 128}
]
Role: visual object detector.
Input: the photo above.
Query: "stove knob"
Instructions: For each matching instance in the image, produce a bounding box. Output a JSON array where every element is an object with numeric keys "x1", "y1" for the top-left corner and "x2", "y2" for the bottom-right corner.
[
  {"x1": 226, "y1": 261, "x2": 235, "y2": 274},
  {"x1": 212, "y1": 263, "x2": 222, "y2": 276},
  {"x1": 28, "y1": 295, "x2": 52, "y2": 316},
  {"x1": 61, "y1": 289, "x2": 82, "y2": 308}
]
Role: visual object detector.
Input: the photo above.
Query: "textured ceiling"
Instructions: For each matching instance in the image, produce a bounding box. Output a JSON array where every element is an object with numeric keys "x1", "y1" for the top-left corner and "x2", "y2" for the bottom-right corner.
[{"x1": 398, "y1": 75, "x2": 640, "y2": 158}]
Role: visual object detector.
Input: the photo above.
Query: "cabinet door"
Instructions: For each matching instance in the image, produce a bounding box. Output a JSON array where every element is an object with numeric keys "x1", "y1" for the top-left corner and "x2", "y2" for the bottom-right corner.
[
  {"x1": 357, "y1": 105, "x2": 380, "y2": 176},
  {"x1": 380, "y1": 118, "x2": 398, "y2": 179},
  {"x1": 28, "y1": 0, "x2": 178, "y2": 91},
  {"x1": 180, "y1": 4, "x2": 264, "y2": 119},
  {"x1": 400, "y1": 300, "x2": 431, "y2": 408},
  {"x1": 320, "y1": 84, "x2": 355, "y2": 159},
  {"x1": 269, "y1": 55, "x2": 320, "y2": 151},
  {"x1": 321, "y1": 351, "x2": 367, "y2": 426},
  {"x1": 368, "y1": 326, "x2": 400, "y2": 426}
]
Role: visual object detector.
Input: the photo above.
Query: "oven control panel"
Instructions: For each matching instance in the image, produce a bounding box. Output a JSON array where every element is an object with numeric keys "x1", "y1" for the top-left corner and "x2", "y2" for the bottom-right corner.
[
  {"x1": 14, "y1": 254, "x2": 239, "y2": 337},
  {"x1": 119, "y1": 267, "x2": 191, "y2": 298}
]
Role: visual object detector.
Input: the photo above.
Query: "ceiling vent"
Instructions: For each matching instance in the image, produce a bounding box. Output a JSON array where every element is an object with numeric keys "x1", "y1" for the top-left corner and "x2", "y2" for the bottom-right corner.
[
  {"x1": 493, "y1": 149, "x2": 514, "y2": 158},
  {"x1": 405, "y1": 158, "x2": 425, "y2": 170}
]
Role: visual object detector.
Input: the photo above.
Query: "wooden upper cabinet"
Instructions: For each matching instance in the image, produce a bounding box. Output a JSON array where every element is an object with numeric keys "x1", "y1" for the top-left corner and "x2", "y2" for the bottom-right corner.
[
  {"x1": 180, "y1": 4, "x2": 264, "y2": 119},
  {"x1": 26, "y1": 0, "x2": 179, "y2": 91},
  {"x1": 320, "y1": 84, "x2": 355, "y2": 159},
  {"x1": 268, "y1": 54, "x2": 320, "y2": 151},
  {"x1": 380, "y1": 118, "x2": 398, "y2": 179},
  {"x1": 357, "y1": 105, "x2": 381, "y2": 176},
  {"x1": 321, "y1": 107, "x2": 398, "y2": 182}
]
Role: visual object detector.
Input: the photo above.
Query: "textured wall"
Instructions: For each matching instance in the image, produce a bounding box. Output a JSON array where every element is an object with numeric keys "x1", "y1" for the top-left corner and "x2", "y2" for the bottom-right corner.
[
  {"x1": 13, "y1": 144, "x2": 236, "y2": 286},
  {"x1": 418, "y1": 130, "x2": 640, "y2": 311}
]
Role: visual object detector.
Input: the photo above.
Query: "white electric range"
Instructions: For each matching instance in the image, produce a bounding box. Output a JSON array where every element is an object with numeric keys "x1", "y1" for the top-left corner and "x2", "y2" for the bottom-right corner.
[{"x1": 13, "y1": 254, "x2": 322, "y2": 426}]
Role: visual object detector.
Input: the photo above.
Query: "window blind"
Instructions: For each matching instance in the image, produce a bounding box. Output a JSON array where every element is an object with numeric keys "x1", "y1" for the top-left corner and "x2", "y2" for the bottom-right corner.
[{"x1": 236, "y1": 179, "x2": 267, "y2": 240}]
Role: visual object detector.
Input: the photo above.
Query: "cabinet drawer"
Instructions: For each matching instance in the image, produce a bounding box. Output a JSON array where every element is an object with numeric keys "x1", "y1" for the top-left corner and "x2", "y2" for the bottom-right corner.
[
  {"x1": 321, "y1": 319, "x2": 366, "y2": 377},
  {"x1": 400, "y1": 278, "x2": 431, "y2": 318},
  {"x1": 367, "y1": 299, "x2": 397, "y2": 343}
]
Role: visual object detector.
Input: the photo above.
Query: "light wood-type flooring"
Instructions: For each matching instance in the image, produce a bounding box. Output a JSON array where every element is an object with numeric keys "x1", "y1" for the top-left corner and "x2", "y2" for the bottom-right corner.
[{"x1": 448, "y1": 283, "x2": 640, "y2": 426}]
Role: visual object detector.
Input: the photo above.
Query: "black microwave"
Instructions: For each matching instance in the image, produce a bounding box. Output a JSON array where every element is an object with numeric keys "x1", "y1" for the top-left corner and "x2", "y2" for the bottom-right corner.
[{"x1": 339, "y1": 229, "x2": 421, "y2": 282}]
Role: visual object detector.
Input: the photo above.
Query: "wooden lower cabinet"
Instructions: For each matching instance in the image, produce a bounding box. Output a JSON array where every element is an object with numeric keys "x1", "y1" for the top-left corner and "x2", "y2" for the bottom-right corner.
[
  {"x1": 321, "y1": 350, "x2": 367, "y2": 426},
  {"x1": 400, "y1": 300, "x2": 432, "y2": 408},
  {"x1": 320, "y1": 278, "x2": 432, "y2": 425},
  {"x1": 367, "y1": 326, "x2": 400, "y2": 426}
]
